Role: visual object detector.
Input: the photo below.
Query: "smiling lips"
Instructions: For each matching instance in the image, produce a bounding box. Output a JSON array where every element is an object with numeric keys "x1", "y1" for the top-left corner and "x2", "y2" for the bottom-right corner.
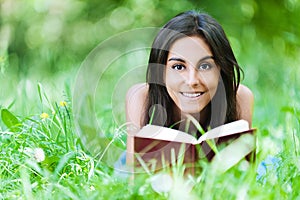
[{"x1": 180, "y1": 92, "x2": 204, "y2": 98}]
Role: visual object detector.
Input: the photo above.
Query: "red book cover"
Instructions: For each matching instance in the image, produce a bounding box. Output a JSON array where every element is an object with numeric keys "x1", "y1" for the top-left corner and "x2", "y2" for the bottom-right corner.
[{"x1": 134, "y1": 120, "x2": 256, "y2": 175}]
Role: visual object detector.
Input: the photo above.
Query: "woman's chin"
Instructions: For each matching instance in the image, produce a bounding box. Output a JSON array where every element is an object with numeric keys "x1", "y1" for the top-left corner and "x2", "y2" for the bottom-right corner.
[{"x1": 179, "y1": 107, "x2": 203, "y2": 115}]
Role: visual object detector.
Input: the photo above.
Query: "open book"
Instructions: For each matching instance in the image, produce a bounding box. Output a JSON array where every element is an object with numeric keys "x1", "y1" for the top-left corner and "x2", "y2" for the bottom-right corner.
[{"x1": 134, "y1": 120, "x2": 256, "y2": 175}]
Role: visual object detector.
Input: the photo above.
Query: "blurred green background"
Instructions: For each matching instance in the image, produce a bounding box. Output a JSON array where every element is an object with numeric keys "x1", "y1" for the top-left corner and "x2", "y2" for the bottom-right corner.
[{"x1": 0, "y1": 0, "x2": 299, "y2": 128}]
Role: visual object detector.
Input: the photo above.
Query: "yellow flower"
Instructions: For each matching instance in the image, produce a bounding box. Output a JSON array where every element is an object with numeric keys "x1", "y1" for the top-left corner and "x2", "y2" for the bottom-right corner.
[
  {"x1": 40, "y1": 112, "x2": 49, "y2": 119},
  {"x1": 59, "y1": 101, "x2": 67, "y2": 107}
]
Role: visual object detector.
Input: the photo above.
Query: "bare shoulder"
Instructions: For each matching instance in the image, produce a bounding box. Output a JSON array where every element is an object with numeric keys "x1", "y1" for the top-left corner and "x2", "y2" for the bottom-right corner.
[
  {"x1": 237, "y1": 84, "x2": 254, "y2": 126},
  {"x1": 237, "y1": 84, "x2": 254, "y2": 100},
  {"x1": 126, "y1": 83, "x2": 148, "y2": 99},
  {"x1": 126, "y1": 83, "x2": 148, "y2": 128}
]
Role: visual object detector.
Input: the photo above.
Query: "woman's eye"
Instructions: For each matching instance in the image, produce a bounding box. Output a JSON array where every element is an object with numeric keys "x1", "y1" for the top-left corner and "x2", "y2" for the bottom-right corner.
[
  {"x1": 172, "y1": 64, "x2": 185, "y2": 71},
  {"x1": 198, "y1": 63, "x2": 212, "y2": 71}
]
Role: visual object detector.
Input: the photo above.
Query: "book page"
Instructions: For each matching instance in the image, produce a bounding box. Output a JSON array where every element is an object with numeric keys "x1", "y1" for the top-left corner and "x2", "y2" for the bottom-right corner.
[
  {"x1": 211, "y1": 133, "x2": 255, "y2": 173},
  {"x1": 196, "y1": 120, "x2": 249, "y2": 144},
  {"x1": 135, "y1": 125, "x2": 197, "y2": 144}
]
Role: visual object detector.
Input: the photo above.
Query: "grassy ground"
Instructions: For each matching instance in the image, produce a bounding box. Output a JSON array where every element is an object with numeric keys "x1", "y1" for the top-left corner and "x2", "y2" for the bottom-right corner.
[{"x1": 0, "y1": 71, "x2": 299, "y2": 200}]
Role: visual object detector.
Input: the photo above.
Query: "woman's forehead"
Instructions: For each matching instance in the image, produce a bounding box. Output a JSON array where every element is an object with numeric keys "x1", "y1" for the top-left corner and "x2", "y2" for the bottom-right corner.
[{"x1": 168, "y1": 36, "x2": 212, "y2": 60}]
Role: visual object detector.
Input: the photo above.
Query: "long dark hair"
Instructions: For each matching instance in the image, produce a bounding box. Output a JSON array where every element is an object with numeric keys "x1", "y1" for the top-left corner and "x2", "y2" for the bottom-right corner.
[{"x1": 143, "y1": 10, "x2": 242, "y2": 130}]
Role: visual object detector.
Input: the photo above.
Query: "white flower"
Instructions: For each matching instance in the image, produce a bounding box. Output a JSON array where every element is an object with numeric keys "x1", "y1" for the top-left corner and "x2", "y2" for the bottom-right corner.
[
  {"x1": 33, "y1": 148, "x2": 45, "y2": 162},
  {"x1": 89, "y1": 185, "x2": 95, "y2": 191},
  {"x1": 150, "y1": 173, "x2": 173, "y2": 193},
  {"x1": 238, "y1": 160, "x2": 250, "y2": 171}
]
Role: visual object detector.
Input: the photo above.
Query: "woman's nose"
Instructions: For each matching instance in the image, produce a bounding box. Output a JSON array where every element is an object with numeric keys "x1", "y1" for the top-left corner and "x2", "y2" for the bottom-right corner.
[{"x1": 186, "y1": 67, "x2": 201, "y2": 87}]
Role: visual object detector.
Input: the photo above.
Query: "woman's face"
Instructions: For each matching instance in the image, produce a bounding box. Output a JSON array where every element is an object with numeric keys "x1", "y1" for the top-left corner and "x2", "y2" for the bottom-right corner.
[{"x1": 165, "y1": 36, "x2": 220, "y2": 114}]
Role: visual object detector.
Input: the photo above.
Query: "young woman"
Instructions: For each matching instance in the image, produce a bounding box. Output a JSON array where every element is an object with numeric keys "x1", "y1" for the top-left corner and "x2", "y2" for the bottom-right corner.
[{"x1": 125, "y1": 10, "x2": 254, "y2": 167}]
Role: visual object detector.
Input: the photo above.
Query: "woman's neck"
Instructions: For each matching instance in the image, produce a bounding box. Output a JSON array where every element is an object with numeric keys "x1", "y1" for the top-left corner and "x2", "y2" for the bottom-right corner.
[{"x1": 174, "y1": 104, "x2": 211, "y2": 135}]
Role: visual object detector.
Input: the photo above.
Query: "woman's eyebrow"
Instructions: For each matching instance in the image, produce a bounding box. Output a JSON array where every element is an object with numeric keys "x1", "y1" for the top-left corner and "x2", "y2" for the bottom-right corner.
[
  {"x1": 198, "y1": 55, "x2": 214, "y2": 62},
  {"x1": 168, "y1": 55, "x2": 213, "y2": 63},
  {"x1": 168, "y1": 57, "x2": 186, "y2": 63}
]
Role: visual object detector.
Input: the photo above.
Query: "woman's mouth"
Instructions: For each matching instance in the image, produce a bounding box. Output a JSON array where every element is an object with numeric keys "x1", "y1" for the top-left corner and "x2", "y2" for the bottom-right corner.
[{"x1": 180, "y1": 92, "x2": 204, "y2": 98}]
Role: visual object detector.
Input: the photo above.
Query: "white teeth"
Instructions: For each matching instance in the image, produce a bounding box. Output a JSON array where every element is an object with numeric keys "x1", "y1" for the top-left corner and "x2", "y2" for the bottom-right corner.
[{"x1": 182, "y1": 92, "x2": 202, "y2": 97}]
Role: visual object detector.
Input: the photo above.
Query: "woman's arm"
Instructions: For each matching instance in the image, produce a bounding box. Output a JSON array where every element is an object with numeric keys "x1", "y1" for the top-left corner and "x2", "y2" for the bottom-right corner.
[
  {"x1": 237, "y1": 84, "x2": 254, "y2": 127},
  {"x1": 125, "y1": 83, "x2": 148, "y2": 167}
]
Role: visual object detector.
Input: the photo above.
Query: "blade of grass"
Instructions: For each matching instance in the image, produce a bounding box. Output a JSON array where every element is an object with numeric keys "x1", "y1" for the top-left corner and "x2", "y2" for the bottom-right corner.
[{"x1": 185, "y1": 114, "x2": 218, "y2": 154}]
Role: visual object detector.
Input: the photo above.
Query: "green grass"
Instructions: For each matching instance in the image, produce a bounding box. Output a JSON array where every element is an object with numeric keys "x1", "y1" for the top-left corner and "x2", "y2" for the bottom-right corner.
[{"x1": 0, "y1": 79, "x2": 299, "y2": 199}]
